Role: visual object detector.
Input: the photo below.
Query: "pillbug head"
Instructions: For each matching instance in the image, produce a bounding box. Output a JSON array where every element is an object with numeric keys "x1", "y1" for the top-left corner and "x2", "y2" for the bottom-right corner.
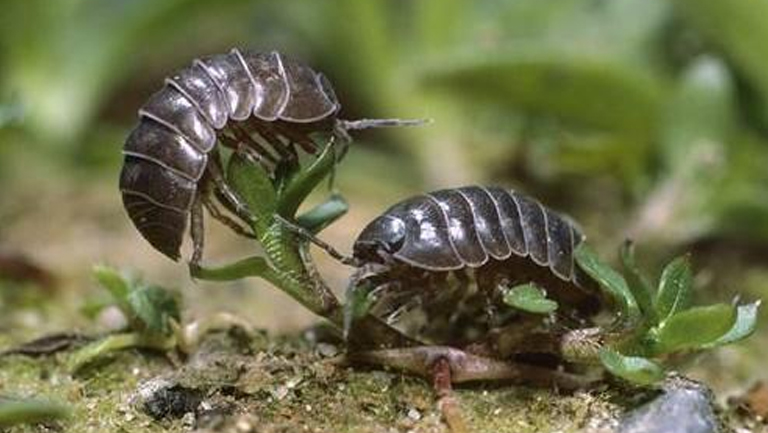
[{"x1": 353, "y1": 215, "x2": 407, "y2": 262}]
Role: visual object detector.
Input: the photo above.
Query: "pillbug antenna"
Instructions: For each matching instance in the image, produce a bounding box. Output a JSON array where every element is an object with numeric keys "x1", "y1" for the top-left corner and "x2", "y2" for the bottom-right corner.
[
  {"x1": 338, "y1": 118, "x2": 432, "y2": 132},
  {"x1": 332, "y1": 117, "x2": 431, "y2": 168}
]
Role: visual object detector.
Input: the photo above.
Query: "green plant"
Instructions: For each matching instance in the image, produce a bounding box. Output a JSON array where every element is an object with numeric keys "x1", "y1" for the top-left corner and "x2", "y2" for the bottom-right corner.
[
  {"x1": 570, "y1": 242, "x2": 760, "y2": 385},
  {"x1": 189, "y1": 143, "x2": 410, "y2": 349},
  {"x1": 69, "y1": 265, "x2": 182, "y2": 372}
]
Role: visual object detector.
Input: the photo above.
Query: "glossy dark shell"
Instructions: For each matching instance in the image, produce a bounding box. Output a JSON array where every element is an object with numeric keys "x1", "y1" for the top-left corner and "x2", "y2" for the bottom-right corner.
[
  {"x1": 354, "y1": 186, "x2": 583, "y2": 282},
  {"x1": 120, "y1": 49, "x2": 340, "y2": 260}
]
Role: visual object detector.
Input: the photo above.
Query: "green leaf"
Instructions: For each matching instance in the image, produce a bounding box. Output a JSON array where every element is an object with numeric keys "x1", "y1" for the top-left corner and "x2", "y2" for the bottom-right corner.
[
  {"x1": 126, "y1": 285, "x2": 181, "y2": 336},
  {"x1": 190, "y1": 256, "x2": 276, "y2": 283},
  {"x1": 702, "y1": 301, "x2": 761, "y2": 348},
  {"x1": 502, "y1": 283, "x2": 558, "y2": 314},
  {"x1": 227, "y1": 153, "x2": 277, "y2": 231},
  {"x1": 296, "y1": 194, "x2": 349, "y2": 234},
  {"x1": 654, "y1": 303, "x2": 737, "y2": 354},
  {"x1": 92, "y1": 265, "x2": 132, "y2": 316},
  {"x1": 278, "y1": 142, "x2": 337, "y2": 217},
  {"x1": 0, "y1": 398, "x2": 70, "y2": 427},
  {"x1": 619, "y1": 241, "x2": 656, "y2": 323},
  {"x1": 599, "y1": 348, "x2": 664, "y2": 385},
  {"x1": 655, "y1": 255, "x2": 692, "y2": 324},
  {"x1": 344, "y1": 281, "x2": 379, "y2": 339},
  {"x1": 575, "y1": 244, "x2": 640, "y2": 322}
]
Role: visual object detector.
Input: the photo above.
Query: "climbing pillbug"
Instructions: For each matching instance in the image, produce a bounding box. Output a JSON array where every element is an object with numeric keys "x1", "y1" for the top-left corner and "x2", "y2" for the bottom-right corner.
[{"x1": 119, "y1": 49, "x2": 419, "y2": 264}]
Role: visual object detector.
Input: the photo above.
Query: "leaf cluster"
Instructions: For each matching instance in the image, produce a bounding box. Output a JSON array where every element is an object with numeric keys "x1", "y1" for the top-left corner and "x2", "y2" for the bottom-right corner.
[
  {"x1": 574, "y1": 243, "x2": 759, "y2": 385},
  {"x1": 69, "y1": 265, "x2": 182, "y2": 373},
  {"x1": 91, "y1": 264, "x2": 181, "y2": 338}
]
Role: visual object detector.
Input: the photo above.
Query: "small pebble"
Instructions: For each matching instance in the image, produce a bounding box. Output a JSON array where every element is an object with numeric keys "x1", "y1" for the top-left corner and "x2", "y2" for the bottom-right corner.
[
  {"x1": 407, "y1": 408, "x2": 421, "y2": 421},
  {"x1": 317, "y1": 343, "x2": 338, "y2": 357}
]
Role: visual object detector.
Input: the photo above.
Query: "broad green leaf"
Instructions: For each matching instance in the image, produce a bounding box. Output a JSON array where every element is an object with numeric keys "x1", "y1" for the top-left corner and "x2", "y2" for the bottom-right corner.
[
  {"x1": 0, "y1": 398, "x2": 70, "y2": 427},
  {"x1": 92, "y1": 265, "x2": 132, "y2": 315},
  {"x1": 502, "y1": 283, "x2": 558, "y2": 314},
  {"x1": 599, "y1": 348, "x2": 664, "y2": 385},
  {"x1": 654, "y1": 255, "x2": 692, "y2": 324},
  {"x1": 227, "y1": 153, "x2": 277, "y2": 231},
  {"x1": 296, "y1": 194, "x2": 349, "y2": 234},
  {"x1": 619, "y1": 241, "x2": 655, "y2": 323},
  {"x1": 654, "y1": 303, "x2": 736, "y2": 354},
  {"x1": 575, "y1": 244, "x2": 640, "y2": 322},
  {"x1": 703, "y1": 301, "x2": 761, "y2": 348},
  {"x1": 126, "y1": 285, "x2": 181, "y2": 336},
  {"x1": 278, "y1": 142, "x2": 336, "y2": 217}
]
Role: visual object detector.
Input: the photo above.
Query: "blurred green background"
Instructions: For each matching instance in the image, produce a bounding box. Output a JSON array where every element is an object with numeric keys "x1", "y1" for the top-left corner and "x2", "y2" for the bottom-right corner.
[{"x1": 1, "y1": 0, "x2": 767, "y2": 394}]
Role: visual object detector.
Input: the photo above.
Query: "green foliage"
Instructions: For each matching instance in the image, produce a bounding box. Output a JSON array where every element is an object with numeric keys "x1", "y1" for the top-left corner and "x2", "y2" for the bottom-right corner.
[
  {"x1": 654, "y1": 256, "x2": 693, "y2": 323},
  {"x1": 653, "y1": 304, "x2": 735, "y2": 354},
  {"x1": 90, "y1": 265, "x2": 180, "y2": 337},
  {"x1": 574, "y1": 245, "x2": 641, "y2": 324},
  {"x1": 227, "y1": 154, "x2": 278, "y2": 229},
  {"x1": 502, "y1": 283, "x2": 558, "y2": 314},
  {"x1": 297, "y1": 194, "x2": 349, "y2": 234},
  {"x1": 574, "y1": 244, "x2": 759, "y2": 385},
  {"x1": 598, "y1": 349, "x2": 664, "y2": 386},
  {"x1": 619, "y1": 241, "x2": 655, "y2": 322},
  {"x1": 70, "y1": 266, "x2": 182, "y2": 372},
  {"x1": 126, "y1": 285, "x2": 181, "y2": 337},
  {"x1": 0, "y1": 398, "x2": 70, "y2": 427},
  {"x1": 343, "y1": 281, "x2": 379, "y2": 339}
]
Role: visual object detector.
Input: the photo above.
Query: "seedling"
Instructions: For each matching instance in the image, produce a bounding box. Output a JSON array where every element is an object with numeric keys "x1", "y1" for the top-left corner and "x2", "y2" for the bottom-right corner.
[
  {"x1": 572, "y1": 242, "x2": 760, "y2": 385},
  {"x1": 68, "y1": 265, "x2": 182, "y2": 372}
]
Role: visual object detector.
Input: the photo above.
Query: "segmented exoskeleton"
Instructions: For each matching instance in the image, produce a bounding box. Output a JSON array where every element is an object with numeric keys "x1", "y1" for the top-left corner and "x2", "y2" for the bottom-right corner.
[
  {"x1": 120, "y1": 49, "x2": 413, "y2": 263},
  {"x1": 350, "y1": 186, "x2": 601, "y2": 344}
]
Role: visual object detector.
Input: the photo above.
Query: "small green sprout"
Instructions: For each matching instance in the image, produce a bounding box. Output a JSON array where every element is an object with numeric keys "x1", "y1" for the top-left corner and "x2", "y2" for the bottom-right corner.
[
  {"x1": 573, "y1": 242, "x2": 760, "y2": 385},
  {"x1": 502, "y1": 283, "x2": 559, "y2": 314},
  {"x1": 69, "y1": 265, "x2": 181, "y2": 372}
]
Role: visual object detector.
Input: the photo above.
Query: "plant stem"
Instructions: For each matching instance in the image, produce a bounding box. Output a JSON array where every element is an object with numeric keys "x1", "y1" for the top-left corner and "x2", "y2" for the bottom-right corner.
[{"x1": 68, "y1": 332, "x2": 175, "y2": 373}]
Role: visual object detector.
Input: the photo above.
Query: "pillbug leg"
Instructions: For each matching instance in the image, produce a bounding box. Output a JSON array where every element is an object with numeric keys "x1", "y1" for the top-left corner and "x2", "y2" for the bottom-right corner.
[
  {"x1": 433, "y1": 357, "x2": 468, "y2": 433},
  {"x1": 249, "y1": 122, "x2": 298, "y2": 164},
  {"x1": 219, "y1": 131, "x2": 275, "y2": 172},
  {"x1": 202, "y1": 195, "x2": 257, "y2": 239},
  {"x1": 189, "y1": 195, "x2": 205, "y2": 267},
  {"x1": 274, "y1": 123, "x2": 318, "y2": 154},
  {"x1": 230, "y1": 122, "x2": 279, "y2": 164},
  {"x1": 347, "y1": 346, "x2": 592, "y2": 389},
  {"x1": 274, "y1": 214, "x2": 359, "y2": 266}
]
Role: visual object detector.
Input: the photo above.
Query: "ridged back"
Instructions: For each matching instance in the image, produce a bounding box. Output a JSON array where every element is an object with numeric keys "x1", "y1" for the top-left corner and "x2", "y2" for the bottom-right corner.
[{"x1": 355, "y1": 186, "x2": 583, "y2": 283}]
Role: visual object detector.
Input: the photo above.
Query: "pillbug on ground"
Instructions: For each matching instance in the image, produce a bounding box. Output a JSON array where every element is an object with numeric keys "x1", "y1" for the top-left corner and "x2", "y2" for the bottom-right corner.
[
  {"x1": 342, "y1": 186, "x2": 605, "y2": 429},
  {"x1": 120, "y1": 48, "x2": 419, "y2": 264},
  {"x1": 345, "y1": 186, "x2": 602, "y2": 369},
  {"x1": 351, "y1": 185, "x2": 600, "y2": 332}
]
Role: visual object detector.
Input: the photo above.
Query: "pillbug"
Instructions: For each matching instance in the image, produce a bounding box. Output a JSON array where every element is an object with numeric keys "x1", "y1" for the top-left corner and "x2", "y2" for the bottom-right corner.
[
  {"x1": 119, "y1": 49, "x2": 419, "y2": 264},
  {"x1": 348, "y1": 186, "x2": 601, "y2": 344}
]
